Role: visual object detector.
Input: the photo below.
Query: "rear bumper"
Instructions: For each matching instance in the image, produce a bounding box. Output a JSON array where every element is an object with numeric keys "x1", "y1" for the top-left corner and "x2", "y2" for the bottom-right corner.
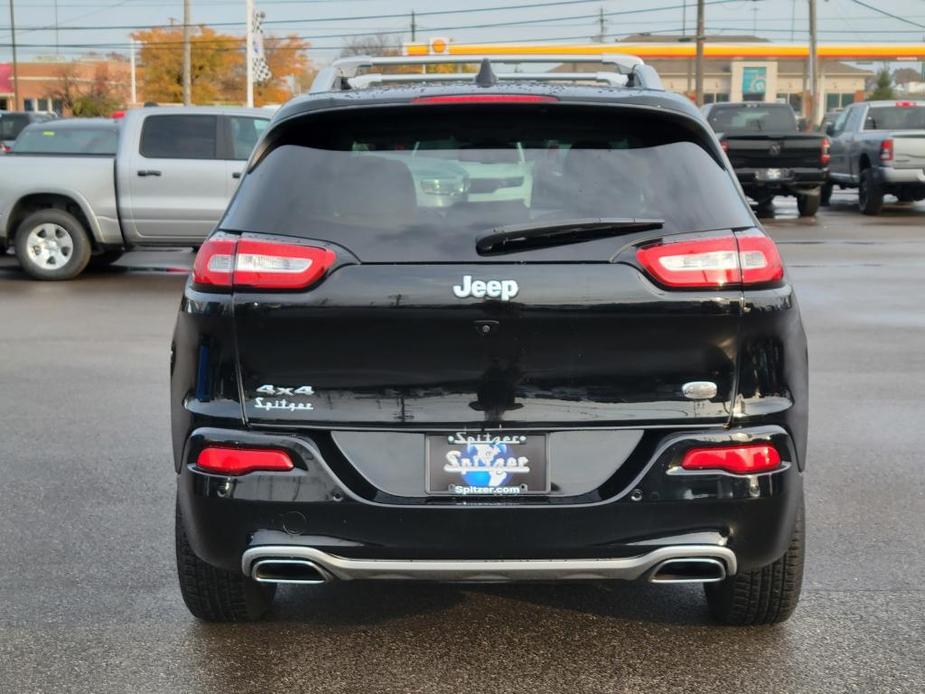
[
  {"x1": 737, "y1": 167, "x2": 827, "y2": 195},
  {"x1": 176, "y1": 424, "x2": 804, "y2": 578},
  {"x1": 879, "y1": 166, "x2": 925, "y2": 185}
]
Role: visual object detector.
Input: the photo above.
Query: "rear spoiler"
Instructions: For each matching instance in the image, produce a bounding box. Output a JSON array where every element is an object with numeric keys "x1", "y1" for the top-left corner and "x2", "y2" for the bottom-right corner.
[{"x1": 310, "y1": 54, "x2": 663, "y2": 93}]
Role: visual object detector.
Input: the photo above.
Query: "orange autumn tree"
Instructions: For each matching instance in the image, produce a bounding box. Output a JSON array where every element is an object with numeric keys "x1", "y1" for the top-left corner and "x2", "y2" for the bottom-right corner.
[{"x1": 132, "y1": 25, "x2": 310, "y2": 106}]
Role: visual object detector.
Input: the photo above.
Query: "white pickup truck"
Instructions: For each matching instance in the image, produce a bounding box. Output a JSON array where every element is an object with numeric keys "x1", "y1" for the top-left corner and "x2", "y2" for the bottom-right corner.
[
  {"x1": 0, "y1": 106, "x2": 270, "y2": 279},
  {"x1": 825, "y1": 100, "x2": 925, "y2": 214}
]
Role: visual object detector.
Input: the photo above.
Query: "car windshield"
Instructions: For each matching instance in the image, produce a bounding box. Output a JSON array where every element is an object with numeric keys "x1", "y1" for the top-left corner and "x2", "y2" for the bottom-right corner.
[
  {"x1": 0, "y1": 114, "x2": 30, "y2": 140},
  {"x1": 13, "y1": 125, "x2": 119, "y2": 155},
  {"x1": 708, "y1": 106, "x2": 797, "y2": 133},
  {"x1": 864, "y1": 105, "x2": 925, "y2": 131},
  {"x1": 225, "y1": 105, "x2": 752, "y2": 261}
]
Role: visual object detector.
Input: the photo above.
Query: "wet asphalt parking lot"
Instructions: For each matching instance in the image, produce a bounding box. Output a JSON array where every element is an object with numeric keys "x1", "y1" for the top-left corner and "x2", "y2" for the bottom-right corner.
[{"x1": 1, "y1": 193, "x2": 924, "y2": 693}]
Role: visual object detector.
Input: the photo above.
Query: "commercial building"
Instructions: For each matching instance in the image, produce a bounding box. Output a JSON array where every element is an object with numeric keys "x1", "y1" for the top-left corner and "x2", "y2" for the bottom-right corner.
[{"x1": 0, "y1": 58, "x2": 131, "y2": 114}]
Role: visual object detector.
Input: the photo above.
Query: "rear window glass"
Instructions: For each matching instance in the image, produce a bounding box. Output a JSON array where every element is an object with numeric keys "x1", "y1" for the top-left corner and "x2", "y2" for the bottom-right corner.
[
  {"x1": 223, "y1": 105, "x2": 752, "y2": 261},
  {"x1": 864, "y1": 105, "x2": 925, "y2": 131},
  {"x1": 0, "y1": 114, "x2": 30, "y2": 140},
  {"x1": 707, "y1": 105, "x2": 797, "y2": 133},
  {"x1": 140, "y1": 115, "x2": 217, "y2": 159},
  {"x1": 12, "y1": 125, "x2": 118, "y2": 155}
]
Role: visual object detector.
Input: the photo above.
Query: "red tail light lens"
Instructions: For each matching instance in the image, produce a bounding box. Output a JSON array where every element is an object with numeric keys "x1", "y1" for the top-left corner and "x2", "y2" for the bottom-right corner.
[
  {"x1": 192, "y1": 236, "x2": 236, "y2": 287},
  {"x1": 720, "y1": 139, "x2": 730, "y2": 153},
  {"x1": 821, "y1": 137, "x2": 831, "y2": 165},
  {"x1": 735, "y1": 228, "x2": 784, "y2": 284},
  {"x1": 412, "y1": 95, "x2": 558, "y2": 105},
  {"x1": 880, "y1": 138, "x2": 894, "y2": 162},
  {"x1": 636, "y1": 230, "x2": 783, "y2": 288},
  {"x1": 1, "y1": 143, "x2": 11, "y2": 153},
  {"x1": 192, "y1": 237, "x2": 336, "y2": 290},
  {"x1": 234, "y1": 239, "x2": 336, "y2": 290},
  {"x1": 681, "y1": 444, "x2": 781, "y2": 474},
  {"x1": 197, "y1": 446, "x2": 294, "y2": 475}
]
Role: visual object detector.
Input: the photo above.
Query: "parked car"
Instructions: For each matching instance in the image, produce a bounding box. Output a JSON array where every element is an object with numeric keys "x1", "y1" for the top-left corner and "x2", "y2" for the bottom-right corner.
[
  {"x1": 0, "y1": 106, "x2": 270, "y2": 279},
  {"x1": 172, "y1": 55, "x2": 808, "y2": 626},
  {"x1": 0, "y1": 111, "x2": 56, "y2": 154},
  {"x1": 824, "y1": 100, "x2": 925, "y2": 214},
  {"x1": 703, "y1": 102, "x2": 829, "y2": 217}
]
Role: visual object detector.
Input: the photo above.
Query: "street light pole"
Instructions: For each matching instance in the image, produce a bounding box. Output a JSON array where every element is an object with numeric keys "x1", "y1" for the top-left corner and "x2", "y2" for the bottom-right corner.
[
  {"x1": 130, "y1": 39, "x2": 137, "y2": 106},
  {"x1": 808, "y1": 0, "x2": 820, "y2": 127},
  {"x1": 695, "y1": 0, "x2": 705, "y2": 106},
  {"x1": 8, "y1": 0, "x2": 20, "y2": 111},
  {"x1": 182, "y1": 0, "x2": 191, "y2": 106}
]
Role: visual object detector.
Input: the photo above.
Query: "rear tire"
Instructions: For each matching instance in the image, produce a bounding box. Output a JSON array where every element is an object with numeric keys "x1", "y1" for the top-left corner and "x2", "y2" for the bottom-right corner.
[
  {"x1": 796, "y1": 192, "x2": 820, "y2": 217},
  {"x1": 175, "y1": 498, "x2": 276, "y2": 622},
  {"x1": 820, "y1": 182, "x2": 833, "y2": 206},
  {"x1": 14, "y1": 209, "x2": 91, "y2": 280},
  {"x1": 858, "y1": 169, "x2": 884, "y2": 215},
  {"x1": 705, "y1": 501, "x2": 805, "y2": 625}
]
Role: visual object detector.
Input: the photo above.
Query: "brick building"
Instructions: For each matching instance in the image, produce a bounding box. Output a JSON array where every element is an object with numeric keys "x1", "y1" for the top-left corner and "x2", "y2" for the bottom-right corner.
[{"x1": 0, "y1": 58, "x2": 131, "y2": 114}]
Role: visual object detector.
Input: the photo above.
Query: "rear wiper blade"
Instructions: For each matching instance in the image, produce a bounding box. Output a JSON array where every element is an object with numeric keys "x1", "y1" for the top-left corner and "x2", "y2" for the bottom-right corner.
[{"x1": 476, "y1": 218, "x2": 664, "y2": 256}]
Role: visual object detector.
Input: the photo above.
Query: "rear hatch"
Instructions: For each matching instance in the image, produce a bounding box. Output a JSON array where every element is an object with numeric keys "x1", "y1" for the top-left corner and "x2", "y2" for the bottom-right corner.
[{"x1": 220, "y1": 102, "x2": 756, "y2": 429}]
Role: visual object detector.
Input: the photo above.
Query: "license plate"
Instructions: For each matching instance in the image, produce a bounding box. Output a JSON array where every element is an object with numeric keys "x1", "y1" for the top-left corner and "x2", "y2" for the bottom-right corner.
[
  {"x1": 426, "y1": 432, "x2": 549, "y2": 496},
  {"x1": 757, "y1": 168, "x2": 789, "y2": 181}
]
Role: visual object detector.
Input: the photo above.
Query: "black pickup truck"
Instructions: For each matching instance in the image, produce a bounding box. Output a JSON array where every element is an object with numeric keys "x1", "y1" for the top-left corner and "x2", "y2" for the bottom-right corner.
[{"x1": 703, "y1": 102, "x2": 829, "y2": 218}]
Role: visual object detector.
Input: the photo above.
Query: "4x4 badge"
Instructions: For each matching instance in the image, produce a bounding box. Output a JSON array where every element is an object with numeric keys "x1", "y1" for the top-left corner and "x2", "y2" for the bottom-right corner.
[{"x1": 453, "y1": 275, "x2": 519, "y2": 301}]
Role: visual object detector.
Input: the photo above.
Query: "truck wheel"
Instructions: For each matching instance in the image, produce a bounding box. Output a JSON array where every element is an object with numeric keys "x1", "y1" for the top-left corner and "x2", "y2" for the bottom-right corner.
[
  {"x1": 14, "y1": 209, "x2": 92, "y2": 281},
  {"x1": 175, "y1": 498, "x2": 276, "y2": 622},
  {"x1": 858, "y1": 169, "x2": 884, "y2": 215},
  {"x1": 705, "y1": 501, "x2": 804, "y2": 625},
  {"x1": 797, "y1": 193, "x2": 820, "y2": 217},
  {"x1": 754, "y1": 197, "x2": 775, "y2": 219},
  {"x1": 820, "y1": 182, "x2": 833, "y2": 206}
]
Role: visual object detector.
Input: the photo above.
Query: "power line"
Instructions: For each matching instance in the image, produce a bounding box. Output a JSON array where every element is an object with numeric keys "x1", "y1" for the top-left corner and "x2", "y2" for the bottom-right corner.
[{"x1": 848, "y1": 0, "x2": 925, "y2": 30}]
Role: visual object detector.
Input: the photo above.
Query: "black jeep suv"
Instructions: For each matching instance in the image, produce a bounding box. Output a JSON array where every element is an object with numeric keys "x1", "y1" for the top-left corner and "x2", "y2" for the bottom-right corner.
[{"x1": 171, "y1": 56, "x2": 807, "y2": 625}]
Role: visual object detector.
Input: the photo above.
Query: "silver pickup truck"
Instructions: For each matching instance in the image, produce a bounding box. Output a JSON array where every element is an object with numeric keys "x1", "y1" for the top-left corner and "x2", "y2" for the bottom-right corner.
[
  {"x1": 825, "y1": 100, "x2": 925, "y2": 215},
  {"x1": 0, "y1": 106, "x2": 270, "y2": 279}
]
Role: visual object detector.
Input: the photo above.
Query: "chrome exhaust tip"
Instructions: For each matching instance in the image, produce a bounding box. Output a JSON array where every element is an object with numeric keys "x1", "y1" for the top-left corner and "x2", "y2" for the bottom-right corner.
[
  {"x1": 252, "y1": 558, "x2": 331, "y2": 585},
  {"x1": 649, "y1": 557, "x2": 727, "y2": 584}
]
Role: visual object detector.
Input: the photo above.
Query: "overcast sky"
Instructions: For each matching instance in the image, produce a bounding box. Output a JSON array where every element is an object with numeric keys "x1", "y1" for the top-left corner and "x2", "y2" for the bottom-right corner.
[{"x1": 2, "y1": 0, "x2": 924, "y2": 66}]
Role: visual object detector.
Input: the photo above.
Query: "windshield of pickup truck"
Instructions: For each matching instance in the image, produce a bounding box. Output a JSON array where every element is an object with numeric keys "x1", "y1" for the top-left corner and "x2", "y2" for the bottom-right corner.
[
  {"x1": 224, "y1": 105, "x2": 753, "y2": 261},
  {"x1": 12, "y1": 124, "x2": 119, "y2": 155},
  {"x1": 707, "y1": 105, "x2": 797, "y2": 133},
  {"x1": 864, "y1": 105, "x2": 925, "y2": 131}
]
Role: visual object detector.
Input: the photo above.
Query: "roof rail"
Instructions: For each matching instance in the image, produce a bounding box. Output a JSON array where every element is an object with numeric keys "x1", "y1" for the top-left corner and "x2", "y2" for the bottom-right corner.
[{"x1": 309, "y1": 54, "x2": 663, "y2": 93}]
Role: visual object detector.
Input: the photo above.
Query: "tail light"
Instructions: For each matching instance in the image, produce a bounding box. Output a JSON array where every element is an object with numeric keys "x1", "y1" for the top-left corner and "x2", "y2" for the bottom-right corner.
[
  {"x1": 192, "y1": 235, "x2": 336, "y2": 290},
  {"x1": 880, "y1": 138, "x2": 894, "y2": 163},
  {"x1": 636, "y1": 230, "x2": 783, "y2": 288},
  {"x1": 680, "y1": 444, "x2": 781, "y2": 474},
  {"x1": 0, "y1": 143, "x2": 10, "y2": 154},
  {"x1": 821, "y1": 137, "x2": 831, "y2": 166},
  {"x1": 196, "y1": 446, "x2": 294, "y2": 475},
  {"x1": 719, "y1": 140, "x2": 729, "y2": 153}
]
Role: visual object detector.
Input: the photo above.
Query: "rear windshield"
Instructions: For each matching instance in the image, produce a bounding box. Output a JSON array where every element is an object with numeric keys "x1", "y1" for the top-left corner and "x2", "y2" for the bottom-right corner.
[
  {"x1": 707, "y1": 105, "x2": 797, "y2": 133},
  {"x1": 0, "y1": 114, "x2": 31, "y2": 140},
  {"x1": 12, "y1": 125, "x2": 118, "y2": 155},
  {"x1": 864, "y1": 105, "x2": 925, "y2": 131},
  {"x1": 223, "y1": 105, "x2": 753, "y2": 261}
]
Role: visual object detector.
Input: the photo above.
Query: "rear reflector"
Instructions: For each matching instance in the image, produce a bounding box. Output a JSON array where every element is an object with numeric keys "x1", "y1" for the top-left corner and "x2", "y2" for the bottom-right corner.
[
  {"x1": 636, "y1": 230, "x2": 783, "y2": 288},
  {"x1": 681, "y1": 444, "x2": 781, "y2": 474},
  {"x1": 412, "y1": 95, "x2": 558, "y2": 104},
  {"x1": 192, "y1": 236, "x2": 336, "y2": 290},
  {"x1": 196, "y1": 447, "x2": 294, "y2": 475}
]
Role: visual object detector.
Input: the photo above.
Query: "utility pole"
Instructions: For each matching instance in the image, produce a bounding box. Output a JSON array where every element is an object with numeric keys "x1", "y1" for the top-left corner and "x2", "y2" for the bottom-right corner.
[
  {"x1": 130, "y1": 39, "x2": 137, "y2": 106},
  {"x1": 245, "y1": 0, "x2": 254, "y2": 107},
  {"x1": 808, "y1": 0, "x2": 819, "y2": 127},
  {"x1": 182, "y1": 0, "x2": 191, "y2": 106},
  {"x1": 411, "y1": 11, "x2": 416, "y2": 42},
  {"x1": 695, "y1": 0, "x2": 705, "y2": 106},
  {"x1": 597, "y1": 7, "x2": 606, "y2": 42},
  {"x1": 8, "y1": 0, "x2": 20, "y2": 110}
]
